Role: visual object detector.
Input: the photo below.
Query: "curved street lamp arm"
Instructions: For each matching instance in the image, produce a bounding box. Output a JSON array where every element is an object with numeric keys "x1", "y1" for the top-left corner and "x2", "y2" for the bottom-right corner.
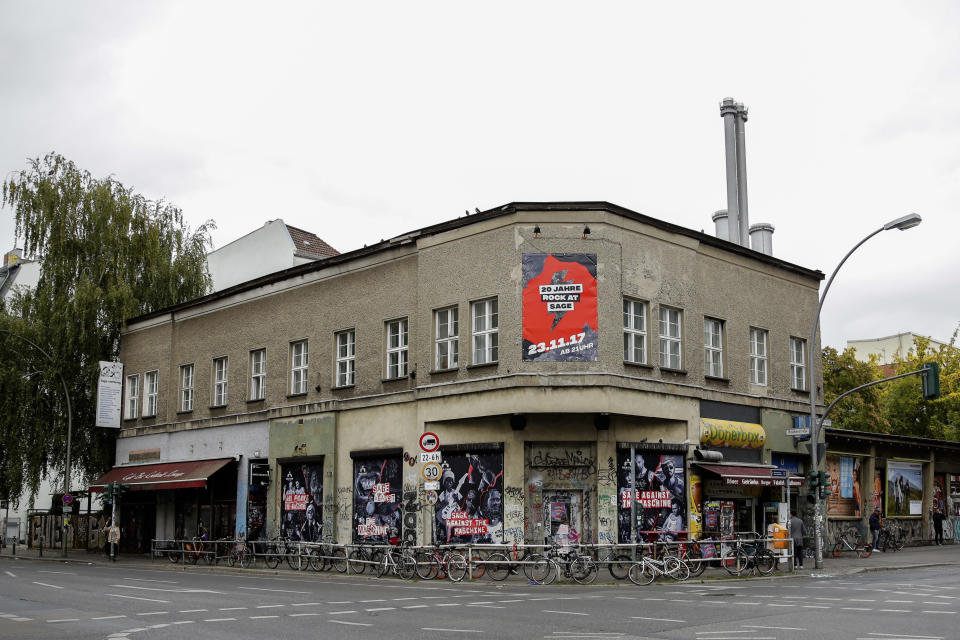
[{"x1": 818, "y1": 368, "x2": 923, "y2": 429}]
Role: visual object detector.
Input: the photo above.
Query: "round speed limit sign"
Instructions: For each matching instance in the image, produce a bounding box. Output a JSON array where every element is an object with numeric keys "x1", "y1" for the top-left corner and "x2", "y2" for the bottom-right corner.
[{"x1": 421, "y1": 461, "x2": 442, "y2": 482}]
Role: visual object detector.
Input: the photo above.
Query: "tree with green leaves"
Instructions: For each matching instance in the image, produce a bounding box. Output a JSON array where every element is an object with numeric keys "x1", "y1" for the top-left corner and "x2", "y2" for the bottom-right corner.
[
  {"x1": 821, "y1": 346, "x2": 886, "y2": 433},
  {"x1": 0, "y1": 152, "x2": 214, "y2": 505}
]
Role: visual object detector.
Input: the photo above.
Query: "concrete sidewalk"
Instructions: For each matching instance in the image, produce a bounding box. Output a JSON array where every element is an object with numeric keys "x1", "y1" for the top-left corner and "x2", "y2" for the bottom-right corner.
[{"x1": 2, "y1": 541, "x2": 958, "y2": 580}]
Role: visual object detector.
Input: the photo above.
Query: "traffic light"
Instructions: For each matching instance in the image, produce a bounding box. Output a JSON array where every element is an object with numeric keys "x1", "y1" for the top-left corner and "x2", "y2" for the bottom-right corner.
[
  {"x1": 819, "y1": 471, "x2": 832, "y2": 500},
  {"x1": 807, "y1": 470, "x2": 820, "y2": 504},
  {"x1": 922, "y1": 362, "x2": 941, "y2": 400},
  {"x1": 104, "y1": 482, "x2": 131, "y2": 501}
]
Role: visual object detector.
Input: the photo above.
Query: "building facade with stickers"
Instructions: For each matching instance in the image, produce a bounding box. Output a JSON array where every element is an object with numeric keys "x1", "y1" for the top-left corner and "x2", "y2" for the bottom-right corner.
[{"x1": 96, "y1": 202, "x2": 824, "y2": 548}]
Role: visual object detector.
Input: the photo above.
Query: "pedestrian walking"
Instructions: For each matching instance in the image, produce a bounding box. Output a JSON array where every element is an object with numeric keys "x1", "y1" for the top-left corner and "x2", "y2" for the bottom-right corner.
[
  {"x1": 932, "y1": 507, "x2": 945, "y2": 545},
  {"x1": 788, "y1": 511, "x2": 805, "y2": 568},
  {"x1": 869, "y1": 508, "x2": 883, "y2": 551},
  {"x1": 105, "y1": 518, "x2": 120, "y2": 560}
]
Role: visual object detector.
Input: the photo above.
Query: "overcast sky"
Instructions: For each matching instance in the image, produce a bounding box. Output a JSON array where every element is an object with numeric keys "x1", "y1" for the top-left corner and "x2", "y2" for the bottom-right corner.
[{"x1": 2, "y1": 1, "x2": 958, "y2": 350}]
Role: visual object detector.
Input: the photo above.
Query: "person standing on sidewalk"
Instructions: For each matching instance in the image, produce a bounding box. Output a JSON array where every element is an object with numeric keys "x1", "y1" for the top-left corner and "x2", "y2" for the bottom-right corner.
[
  {"x1": 105, "y1": 519, "x2": 120, "y2": 560},
  {"x1": 870, "y1": 508, "x2": 883, "y2": 551},
  {"x1": 788, "y1": 511, "x2": 805, "y2": 568},
  {"x1": 932, "y1": 507, "x2": 946, "y2": 545}
]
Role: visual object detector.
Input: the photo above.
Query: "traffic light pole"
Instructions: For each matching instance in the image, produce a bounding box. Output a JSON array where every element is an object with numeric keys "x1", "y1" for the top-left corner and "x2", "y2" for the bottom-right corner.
[{"x1": 110, "y1": 483, "x2": 118, "y2": 561}]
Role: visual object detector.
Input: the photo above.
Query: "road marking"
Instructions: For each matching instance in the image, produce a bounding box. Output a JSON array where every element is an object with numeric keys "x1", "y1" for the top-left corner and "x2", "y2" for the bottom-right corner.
[
  {"x1": 404, "y1": 605, "x2": 429, "y2": 609},
  {"x1": 329, "y1": 610, "x2": 358, "y2": 614},
  {"x1": 291, "y1": 602, "x2": 322, "y2": 607},
  {"x1": 106, "y1": 593, "x2": 170, "y2": 603},
  {"x1": 330, "y1": 620, "x2": 372, "y2": 627},
  {"x1": 921, "y1": 611, "x2": 956, "y2": 614},
  {"x1": 360, "y1": 599, "x2": 387, "y2": 602},
  {"x1": 643, "y1": 598, "x2": 666, "y2": 601},
  {"x1": 123, "y1": 577, "x2": 178, "y2": 584},
  {"x1": 290, "y1": 612, "x2": 323, "y2": 617},
  {"x1": 256, "y1": 604, "x2": 285, "y2": 609},
  {"x1": 328, "y1": 601, "x2": 353, "y2": 604},
  {"x1": 219, "y1": 607, "x2": 247, "y2": 611},
  {"x1": 499, "y1": 599, "x2": 525, "y2": 603},
  {"x1": 435, "y1": 603, "x2": 462, "y2": 607},
  {"x1": 393, "y1": 597, "x2": 419, "y2": 601},
  {"x1": 204, "y1": 617, "x2": 238, "y2": 622},
  {"x1": 92, "y1": 615, "x2": 128, "y2": 620},
  {"x1": 849, "y1": 599, "x2": 877, "y2": 602},
  {"x1": 39, "y1": 570, "x2": 76, "y2": 575},
  {"x1": 179, "y1": 609, "x2": 208, "y2": 613},
  {"x1": 733, "y1": 602, "x2": 761, "y2": 605},
  {"x1": 47, "y1": 618, "x2": 80, "y2": 623},
  {"x1": 3, "y1": 571, "x2": 15, "y2": 577},
  {"x1": 866, "y1": 634, "x2": 943, "y2": 639},
  {"x1": 11, "y1": 618, "x2": 31, "y2": 622},
  {"x1": 632, "y1": 616, "x2": 685, "y2": 623},
  {"x1": 366, "y1": 607, "x2": 396, "y2": 611},
  {"x1": 238, "y1": 586, "x2": 311, "y2": 594},
  {"x1": 802, "y1": 605, "x2": 831, "y2": 609},
  {"x1": 250, "y1": 615, "x2": 279, "y2": 619},
  {"x1": 172, "y1": 621, "x2": 195, "y2": 625},
  {"x1": 842, "y1": 607, "x2": 872, "y2": 611},
  {"x1": 135, "y1": 611, "x2": 168, "y2": 616},
  {"x1": 767, "y1": 604, "x2": 795, "y2": 607},
  {"x1": 468, "y1": 605, "x2": 505, "y2": 609},
  {"x1": 32, "y1": 582, "x2": 64, "y2": 589},
  {"x1": 543, "y1": 610, "x2": 589, "y2": 616},
  {"x1": 743, "y1": 626, "x2": 807, "y2": 631},
  {"x1": 886, "y1": 600, "x2": 913, "y2": 603},
  {"x1": 422, "y1": 628, "x2": 482, "y2": 633},
  {"x1": 877, "y1": 609, "x2": 910, "y2": 613}
]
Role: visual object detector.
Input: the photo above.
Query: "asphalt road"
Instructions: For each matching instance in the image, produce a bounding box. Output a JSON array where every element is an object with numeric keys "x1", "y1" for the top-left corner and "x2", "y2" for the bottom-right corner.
[{"x1": 1, "y1": 562, "x2": 957, "y2": 640}]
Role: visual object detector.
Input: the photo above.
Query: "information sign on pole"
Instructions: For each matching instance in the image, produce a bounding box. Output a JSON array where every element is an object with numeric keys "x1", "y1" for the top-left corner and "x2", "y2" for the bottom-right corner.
[
  {"x1": 420, "y1": 451, "x2": 441, "y2": 464},
  {"x1": 419, "y1": 432, "x2": 440, "y2": 452},
  {"x1": 421, "y1": 461, "x2": 442, "y2": 482}
]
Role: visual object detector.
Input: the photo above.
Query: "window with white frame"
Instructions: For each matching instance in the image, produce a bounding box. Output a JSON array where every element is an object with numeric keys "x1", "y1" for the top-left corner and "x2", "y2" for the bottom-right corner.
[
  {"x1": 125, "y1": 374, "x2": 139, "y2": 419},
  {"x1": 790, "y1": 337, "x2": 807, "y2": 390},
  {"x1": 658, "y1": 307, "x2": 682, "y2": 369},
  {"x1": 704, "y1": 318, "x2": 724, "y2": 378},
  {"x1": 750, "y1": 327, "x2": 768, "y2": 385},
  {"x1": 472, "y1": 298, "x2": 498, "y2": 365},
  {"x1": 250, "y1": 349, "x2": 266, "y2": 400},
  {"x1": 180, "y1": 364, "x2": 194, "y2": 412},
  {"x1": 143, "y1": 370, "x2": 158, "y2": 417},
  {"x1": 213, "y1": 356, "x2": 229, "y2": 405},
  {"x1": 386, "y1": 319, "x2": 408, "y2": 378},
  {"x1": 623, "y1": 298, "x2": 647, "y2": 364},
  {"x1": 435, "y1": 307, "x2": 459, "y2": 370},
  {"x1": 336, "y1": 330, "x2": 355, "y2": 387},
  {"x1": 290, "y1": 340, "x2": 308, "y2": 394}
]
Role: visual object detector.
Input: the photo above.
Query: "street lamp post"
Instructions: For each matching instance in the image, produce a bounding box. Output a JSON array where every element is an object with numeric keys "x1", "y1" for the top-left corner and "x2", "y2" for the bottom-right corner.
[
  {"x1": 807, "y1": 213, "x2": 921, "y2": 570},
  {"x1": 0, "y1": 329, "x2": 73, "y2": 558}
]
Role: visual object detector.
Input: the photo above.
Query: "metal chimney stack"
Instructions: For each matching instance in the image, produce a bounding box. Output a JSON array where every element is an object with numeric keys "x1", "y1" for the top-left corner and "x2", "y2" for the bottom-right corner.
[{"x1": 720, "y1": 98, "x2": 751, "y2": 247}]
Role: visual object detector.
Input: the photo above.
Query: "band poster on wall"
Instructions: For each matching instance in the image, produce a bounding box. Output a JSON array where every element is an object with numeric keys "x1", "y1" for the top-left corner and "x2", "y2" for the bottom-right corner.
[
  {"x1": 825, "y1": 454, "x2": 862, "y2": 517},
  {"x1": 433, "y1": 451, "x2": 504, "y2": 544},
  {"x1": 617, "y1": 450, "x2": 686, "y2": 543},
  {"x1": 521, "y1": 253, "x2": 599, "y2": 362},
  {"x1": 886, "y1": 460, "x2": 923, "y2": 517},
  {"x1": 353, "y1": 456, "x2": 403, "y2": 543},
  {"x1": 279, "y1": 460, "x2": 324, "y2": 542}
]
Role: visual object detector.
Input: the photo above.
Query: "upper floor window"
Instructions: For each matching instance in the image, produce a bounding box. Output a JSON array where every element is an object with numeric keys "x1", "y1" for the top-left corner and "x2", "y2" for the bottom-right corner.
[
  {"x1": 143, "y1": 370, "x2": 158, "y2": 417},
  {"x1": 386, "y1": 319, "x2": 409, "y2": 379},
  {"x1": 472, "y1": 298, "x2": 499, "y2": 365},
  {"x1": 336, "y1": 330, "x2": 356, "y2": 387},
  {"x1": 658, "y1": 307, "x2": 682, "y2": 370},
  {"x1": 750, "y1": 328, "x2": 768, "y2": 385},
  {"x1": 124, "y1": 374, "x2": 139, "y2": 419},
  {"x1": 180, "y1": 364, "x2": 194, "y2": 412},
  {"x1": 704, "y1": 317, "x2": 724, "y2": 378},
  {"x1": 250, "y1": 349, "x2": 266, "y2": 400},
  {"x1": 213, "y1": 356, "x2": 229, "y2": 406},
  {"x1": 435, "y1": 307, "x2": 459, "y2": 370},
  {"x1": 790, "y1": 337, "x2": 807, "y2": 390},
  {"x1": 623, "y1": 298, "x2": 647, "y2": 364},
  {"x1": 290, "y1": 340, "x2": 308, "y2": 394}
]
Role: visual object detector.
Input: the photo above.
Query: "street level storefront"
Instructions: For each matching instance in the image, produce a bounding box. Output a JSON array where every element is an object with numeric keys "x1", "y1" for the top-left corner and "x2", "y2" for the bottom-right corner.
[
  {"x1": 90, "y1": 458, "x2": 237, "y2": 551},
  {"x1": 825, "y1": 428, "x2": 960, "y2": 545}
]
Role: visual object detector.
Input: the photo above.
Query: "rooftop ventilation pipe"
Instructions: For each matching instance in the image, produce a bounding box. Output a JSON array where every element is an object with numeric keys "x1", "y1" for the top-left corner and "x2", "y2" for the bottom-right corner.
[
  {"x1": 712, "y1": 210, "x2": 729, "y2": 241},
  {"x1": 749, "y1": 222, "x2": 775, "y2": 256},
  {"x1": 720, "y1": 98, "x2": 742, "y2": 246}
]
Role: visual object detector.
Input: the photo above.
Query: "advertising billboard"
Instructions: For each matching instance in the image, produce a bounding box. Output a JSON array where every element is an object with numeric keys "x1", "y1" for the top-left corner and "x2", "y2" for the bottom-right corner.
[
  {"x1": 825, "y1": 454, "x2": 862, "y2": 517},
  {"x1": 886, "y1": 460, "x2": 923, "y2": 517},
  {"x1": 521, "y1": 253, "x2": 598, "y2": 362}
]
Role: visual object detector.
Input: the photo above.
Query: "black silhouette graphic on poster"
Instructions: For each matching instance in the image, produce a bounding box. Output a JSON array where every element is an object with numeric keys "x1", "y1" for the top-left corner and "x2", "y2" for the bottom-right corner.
[
  {"x1": 616, "y1": 450, "x2": 686, "y2": 544},
  {"x1": 280, "y1": 461, "x2": 324, "y2": 542},
  {"x1": 434, "y1": 451, "x2": 504, "y2": 544},
  {"x1": 353, "y1": 457, "x2": 403, "y2": 544}
]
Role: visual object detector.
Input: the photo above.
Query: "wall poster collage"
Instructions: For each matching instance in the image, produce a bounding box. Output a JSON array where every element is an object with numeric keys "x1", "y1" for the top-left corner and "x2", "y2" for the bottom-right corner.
[
  {"x1": 886, "y1": 460, "x2": 923, "y2": 517},
  {"x1": 825, "y1": 454, "x2": 862, "y2": 517},
  {"x1": 433, "y1": 451, "x2": 504, "y2": 544},
  {"x1": 353, "y1": 456, "x2": 403, "y2": 544},
  {"x1": 521, "y1": 253, "x2": 599, "y2": 362},
  {"x1": 279, "y1": 460, "x2": 324, "y2": 542},
  {"x1": 616, "y1": 450, "x2": 687, "y2": 543}
]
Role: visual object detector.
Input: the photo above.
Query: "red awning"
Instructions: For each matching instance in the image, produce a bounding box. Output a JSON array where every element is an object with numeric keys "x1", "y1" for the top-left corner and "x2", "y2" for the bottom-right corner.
[
  {"x1": 89, "y1": 458, "x2": 235, "y2": 492},
  {"x1": 695, "y1": 464, "x2": 803, "y2": 488}
]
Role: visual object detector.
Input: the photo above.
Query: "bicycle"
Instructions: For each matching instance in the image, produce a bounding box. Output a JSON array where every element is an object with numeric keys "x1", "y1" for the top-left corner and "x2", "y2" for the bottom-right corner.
[
  {"x1": 595, "y1": 545, "x2": 633, "y2": 581},
  {"x1": 307, "y1": 537, "x2": 344, "y2": 572},
  {"x1": 832, "y1": 527, "x2": 872, "y2": 558},
  {"x1": 376, "y1": 541, "x2": 417, "y2": 579},
  {"x1": 878, "y1": 523, "x2": 906, "y2": 552},
  {"x1": 228, "y1": 534, "x2": 252, "y2": 568},
  {"x1": 722, "y1": 533, "x2": 776, "y2": 576},
  {"x1": 485, "y1": 543, "x2": 543, "y2": 582},
  {"x1": 414, "y1": 543, "x2": 469, "y2": 582},
  {"x1": 537, "y1": 542, "x2": 598, "y2": 585},
  {"x1": 627, "y1": 553, "x2": 688, "y2": 585},
  {"x1": 348, "y1": 544, "x2": 385, "y2": 575},
  {"x1": 677, "y1": 539, "x2": 707, "y2": 578}
]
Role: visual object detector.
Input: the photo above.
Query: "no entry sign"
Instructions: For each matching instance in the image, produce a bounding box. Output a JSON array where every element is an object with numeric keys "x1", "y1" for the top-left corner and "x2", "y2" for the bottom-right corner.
[{"x1": 419, "y1": 432, "x2": 440, "y2": 452}]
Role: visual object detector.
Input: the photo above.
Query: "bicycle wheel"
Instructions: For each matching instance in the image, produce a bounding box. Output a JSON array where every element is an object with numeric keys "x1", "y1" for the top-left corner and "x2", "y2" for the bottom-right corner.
[
  {"x1": 856, "y1": 543, "x2": 873, "y2": 559},
  {"x1": 167, "y1": 548, "x2": 182, "y2": 563},
  {"x1": 754, "y1": 549, "x2": 776, "y2": 576},
  {"x1": 286, "y1": 544, "x2": 304, "y2": 571},
  {"x1": 572, "y1": 556, "x2": 598, "y2": 585},
  {"x1": 375, "y1": 555, "x2": 390, "y2": 578},
  {"x1": 331, "y1": 547, "x2": 348, "y2": 573},
  {"x1": 308, "y1": 547, "x2": 324, "y2": 572},
  {"x1": 538, "y1": 560, "x2": 559, "y2": 586},
  {"x1": 832, "y1": 542, "x2": 842, "y2": 558},
  {"x1": 665, "y1": 556, "x2": 690, "y2": 581},
  {"x1": 415, "y1": 552, "x2": 439, "y2": 580},
  {"x1": 686, "y1": 547, "x2": 706, "y2": 578},
  {"x1": 446, "y1": 553, "x2": 468, "y2": 582},
  {"x1": 722, "y1": 548, "x2": 741, "y2": 575},
  {"x1": 607, "y1": 553, "x2": 632, "y2": 581},
  {"x1": 264, "y1": 542, "x2": 282, "y2": 569},
  {"x1": 399, "y1": 555, "x2": 417, "y2": 580},
  {"x1": 486, "y1": 553, "x2": 510, "y2": 581},
  {"x1": 523, "y1": 554, "x2": 546, "y2": 582},
  {"x1": 348, "y1": 549, "x2": 366, "y2": 575},
  {"x1": 732, "y1": 549, "x2": 751, "y2": 575},
  {"x1": 627, "y1": 562, "x2": 656, "y2": 586},
  {"x1": 469, "y1": 550, "x2": 487, "y2": 579}
]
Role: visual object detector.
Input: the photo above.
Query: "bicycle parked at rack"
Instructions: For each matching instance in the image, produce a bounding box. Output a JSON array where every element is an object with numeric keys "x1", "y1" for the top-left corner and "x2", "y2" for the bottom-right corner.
[
  {"x1": 722, "y1": 533, "x2": 776, "y2": 576},
  {"x1": 169, "y1": 533, "x2": 213, "y2": 565},
  {"x1": 348, "y1": 544, "x2": 385, "y2": 575},
  {"x1": 537, "y1": 542, "x2": 598, "y2": 585},
  {"x1": 376, "y1": 541, "x2": 417, "y2": 579},
  {"x1": 485, "y1": 543, "x2": 542, "y2": 582},
  {"x1": 627, "y1": 552, "x2": 688, "y2": 585},
  {"x1": 414, "y1": 542, "x2": 468, "y2": 582},
  {"x1": 878, "y1": 523, "x2": 906, "y2": 552},
  {"x1": 832, "y1": 527, "x2": 872, "y2": 558}
]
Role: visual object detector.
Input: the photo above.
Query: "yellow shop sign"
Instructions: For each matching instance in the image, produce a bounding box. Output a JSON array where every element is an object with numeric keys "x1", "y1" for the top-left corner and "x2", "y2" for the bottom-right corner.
[{"x1": 699, "y1": 418, "x2": 766, "y2": 449}]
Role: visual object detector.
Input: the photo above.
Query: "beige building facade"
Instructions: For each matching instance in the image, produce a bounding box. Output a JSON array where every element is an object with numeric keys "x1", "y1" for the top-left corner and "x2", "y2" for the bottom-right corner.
[{"x1": 103, "y1": 202, "x2": 824, "y2": 550}]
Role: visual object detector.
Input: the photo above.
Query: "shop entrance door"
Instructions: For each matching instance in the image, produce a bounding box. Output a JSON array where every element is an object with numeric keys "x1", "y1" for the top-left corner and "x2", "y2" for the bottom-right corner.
[{"x1": 544, "y1": 490, "x2": 583, "y2": 546}]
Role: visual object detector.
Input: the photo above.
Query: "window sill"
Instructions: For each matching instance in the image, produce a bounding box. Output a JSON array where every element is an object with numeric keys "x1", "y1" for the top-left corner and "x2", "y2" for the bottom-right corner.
[
  {"x1": 467, "y1": 362, "x2": 498, "y2": 370},
  {"x1": 790, "y1": 387, "x2": 810, "y2": 394},
  {"x1": 430, "y1": 367, "x2": 459, "y2": 375},
  {"x1": 285, "y1": 392, "x2": 307, "y2": 399},
  {"x1": 176, "y1": 409, "x2": 194, "y2": 415},
  {"x1": 247, "y1": 397, "x2": 267, "y2": 404},
  {"x1": 624, "y1": 360, "x2": 654, "y2": 370},
  {"x1": 123, "y1": 417, "x2": 138, "y2": 423},
  {"x1": 209, "y1": 404, "x2": 228, "y2": 410},
  {"x1": 332, "y1": 384, "x2": 355, "y2": 391},
  {"x1": 659, "y1": 367, "x2": 688, "y2": 376},
  {"x1": 141, "y1": 414, "x2": 157, "y2": 419},
  {"x1": 381, "y1": 375, "x2": 410, "y2": 383},
  {"x1": 705, "y1": 375, "x2": 730, "y2": 383}
]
